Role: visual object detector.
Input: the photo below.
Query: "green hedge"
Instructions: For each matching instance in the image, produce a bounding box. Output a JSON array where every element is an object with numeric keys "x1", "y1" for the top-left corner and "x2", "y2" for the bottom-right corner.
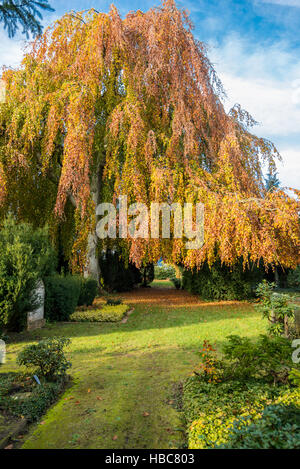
[
  {"x1": 77, "y1": 277, "x2": 98, "y2": 307},
  {"x1": 99, "y1": 250, "x2": 141, "y2": 292},
  {"x1": 287, "y1": 265, "x2": 300, "y2": 290},
  {"x1": 69, "y1": 304, "x2": 130, "y2": 322},
  {"x1": 182, "y1": 260, "x2": 263, "y2": 300},
  {"x1": 44, "y1": 275, "x2": 81, "y2": 322},
  {"x1": 0, "y1": 217, "x2": 56, "y2": 332}
]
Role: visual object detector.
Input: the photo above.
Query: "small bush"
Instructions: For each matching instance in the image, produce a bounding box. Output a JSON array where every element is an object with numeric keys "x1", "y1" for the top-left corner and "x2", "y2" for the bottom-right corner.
[
  {"x1": 182, "y1": 260, "x2": 263, "y2": 300},
  {"x1": 69, "y1": 304, "x2": 129, "y2": 322},
  {"x1": 255, "y1": 280, "x2": 294, "y2": 336},
  {"x1": 287, "y1": 265, "x2": 300, "y2": 290},
  {"x1": 99, "y1": 250, "x2": 141, "y2": 292},
  {"x1": 77, "y1": 277, "x2": 98, "y2": 307},
  {"x1": 17, "y1": 337, "x2": 71, "y2": 381},
  {"x1": 183, "y1": 333, "x2": 300, "y2": 449},
  {"x1": 184, "y1": 377, "x2": 286, "y2": 449},
  {"x1": 154, "y1": 264, "x2": 175, "y2": 280},
  {"x1": 0, "y1": 372, "x2": 65, "y2": 422},
  {"x1": 222, "y1": 334, "x2": 295, "y2": 384},
  {"x1": 106, "y1": 297, "x2": 122, "y2": 306},
  {"x1": 219, "y1": 401, "x2": 300, "y2": 449},
  {"x1": 44, "y1": 275, "x2": 81, "y2": 321},
  {"x1": 170, "y1": 277, "x2": 181, "y2": 290}
]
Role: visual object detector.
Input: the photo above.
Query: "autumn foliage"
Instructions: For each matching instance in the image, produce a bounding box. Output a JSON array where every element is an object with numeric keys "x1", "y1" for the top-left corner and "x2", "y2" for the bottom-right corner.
[{"x1": 0, "y1": 1, "x2": 299, "y2": 272}]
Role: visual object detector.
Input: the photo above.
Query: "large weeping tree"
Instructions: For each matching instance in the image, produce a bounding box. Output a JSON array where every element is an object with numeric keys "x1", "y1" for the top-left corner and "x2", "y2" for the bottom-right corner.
[{"x1": 0, "y1": 1, "x2": 299, "y2": 281}]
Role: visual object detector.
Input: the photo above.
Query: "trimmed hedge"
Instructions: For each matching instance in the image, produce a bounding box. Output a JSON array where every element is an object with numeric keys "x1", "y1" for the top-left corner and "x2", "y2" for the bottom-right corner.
[
  {"x1": 44, "y1": 275, "x2": 81, "y2": 322},
  {"x1": 69, "y1": 304, "x2": 130, "y2": 322},
  {"x1": 182, "y1": 260, "x2": 263, "y2": 300}
]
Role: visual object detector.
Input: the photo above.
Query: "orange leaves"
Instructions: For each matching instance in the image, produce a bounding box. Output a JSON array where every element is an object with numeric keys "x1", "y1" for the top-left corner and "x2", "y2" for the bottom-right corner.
[{"x1": 0, "y1": 2, "x2": 299, "y2": 271}]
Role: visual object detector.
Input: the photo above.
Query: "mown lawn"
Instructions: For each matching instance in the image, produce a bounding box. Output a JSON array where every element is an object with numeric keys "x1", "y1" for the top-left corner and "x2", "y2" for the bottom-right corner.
[{"x1": 1, "y1": 284, "x2": 268, "y2": 449}]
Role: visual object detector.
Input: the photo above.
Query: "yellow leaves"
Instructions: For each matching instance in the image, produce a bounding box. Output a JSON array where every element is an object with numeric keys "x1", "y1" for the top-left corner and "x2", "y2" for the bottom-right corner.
[{"x1": 0, "y1": 4, "x2": 299, "y2": 271}]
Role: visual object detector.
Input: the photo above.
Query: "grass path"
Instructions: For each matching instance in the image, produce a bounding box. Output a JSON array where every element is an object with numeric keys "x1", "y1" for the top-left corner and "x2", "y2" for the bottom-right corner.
[{"x1": 2, "y1": 281, "x2": 267, "y2": 449}]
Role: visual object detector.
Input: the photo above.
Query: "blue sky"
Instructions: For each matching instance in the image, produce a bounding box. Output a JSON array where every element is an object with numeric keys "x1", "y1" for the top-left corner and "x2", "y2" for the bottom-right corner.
[{"x1": 0, "y1": 0, "x2": 299, "y2": 189}]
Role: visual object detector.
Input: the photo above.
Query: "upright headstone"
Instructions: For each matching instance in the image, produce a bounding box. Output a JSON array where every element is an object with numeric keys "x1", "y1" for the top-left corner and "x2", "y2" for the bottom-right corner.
[
  {"x1": 27, "y1": 280, "x2": 46, "y2": 331},
  {"x1": 0, "y1": 339, "x2": 6, "y2": 364}
]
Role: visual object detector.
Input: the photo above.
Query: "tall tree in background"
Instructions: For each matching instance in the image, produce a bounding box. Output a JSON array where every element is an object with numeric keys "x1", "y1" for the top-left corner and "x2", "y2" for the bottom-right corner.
[
  {"x1": 0, "y1": 1, "x2": 299, "y2": 281},
  {"x1": 0, "y1": 0, "x2": 54, "y2": 37},
  {"x1": 265, "y1": 171, "x2": 280, "y2": 192}
]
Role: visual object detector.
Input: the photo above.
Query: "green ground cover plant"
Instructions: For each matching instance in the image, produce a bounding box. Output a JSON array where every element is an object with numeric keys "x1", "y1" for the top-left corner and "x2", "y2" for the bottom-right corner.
[
  {"x1": 69, "y1": 305, "x2": 130, "y2": 322},
  {"x1": 183, "y1": 334, "x2": 300, "y2": 449}
]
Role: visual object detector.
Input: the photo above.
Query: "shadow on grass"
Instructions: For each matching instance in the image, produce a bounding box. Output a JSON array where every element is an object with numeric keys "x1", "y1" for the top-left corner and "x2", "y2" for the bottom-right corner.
[{"x1": 6, "y1": 302, "x2": 258, "y2": 344}]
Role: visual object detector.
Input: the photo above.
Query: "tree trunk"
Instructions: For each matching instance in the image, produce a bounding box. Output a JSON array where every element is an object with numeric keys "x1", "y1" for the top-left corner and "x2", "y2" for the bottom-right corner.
[
  {"x1": 274, "y1": 267, "x2": 280, "y2": 287},
  {"x1": 84, "y1": 168, "x2": 102, "y2": 284},
  {"x1": 84, "y1": 230, "x2": 100, "y2": 282}
]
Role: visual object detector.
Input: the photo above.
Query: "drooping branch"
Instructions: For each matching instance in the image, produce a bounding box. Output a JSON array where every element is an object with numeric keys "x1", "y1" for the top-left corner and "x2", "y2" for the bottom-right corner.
[{"x1": 0, "y1": 1, "x2": 299, "y2": 270}]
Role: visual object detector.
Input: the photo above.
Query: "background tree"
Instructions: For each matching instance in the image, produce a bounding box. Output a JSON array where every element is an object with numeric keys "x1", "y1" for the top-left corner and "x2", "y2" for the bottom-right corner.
[
  {"x1": 265, "y1": 171, "x2": 280, "y2": 192},
  {"x1": 0, "y1": 1, "x2": 299, "y2": 281},
  {"x1": 0, "y1": 0, "x2": 54, "y2": 38}
]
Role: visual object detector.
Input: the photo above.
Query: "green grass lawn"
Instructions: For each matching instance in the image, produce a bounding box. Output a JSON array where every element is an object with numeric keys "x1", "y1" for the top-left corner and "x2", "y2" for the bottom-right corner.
[{"x1": 1, "y1": 286, "x2": 268, "y2": 449}]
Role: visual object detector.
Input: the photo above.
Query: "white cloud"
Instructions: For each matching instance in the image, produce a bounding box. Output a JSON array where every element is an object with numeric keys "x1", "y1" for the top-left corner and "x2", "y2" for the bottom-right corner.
[
  {"x1": 209, "y1": 36, "x2": 300, "y2": 189},
  {"x1": 276, "y1": 148, "x2": 300, "y2": 189},
  {"x1": 261, "y1": 0, "x2": 300, "y2": 7},
  {"x1": 0, "y1": 31, "x2": 26, "y2": 70},
  {"x1": 0, "y1": 12, "x2": 60, "y2": 72}
]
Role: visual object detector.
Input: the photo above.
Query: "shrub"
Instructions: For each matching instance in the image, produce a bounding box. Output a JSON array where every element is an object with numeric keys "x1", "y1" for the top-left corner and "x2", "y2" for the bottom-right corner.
[
  {"x1": 170, "y1": 277, "x2": 181, "y2": 290},
  {"x1": 219, "y1": 400, "x2": 300, "y2": 449},
  {"x1": 106, "y1": 297, "x2": 122, "y2": 306},
  {"x1": 99, "y1": 250, "x2": 142, "y2": 292},
  {"x1": 183, "y1": 333, "x2": 300, "y2": 449},
  {"x1": 69, "y1": 304, "x2": 129, "y2": 322},
  {"x1": 287, "y1": 265, "x2": 300, "y2": 290},
  {"x1": 77, "y1": 277, "x2": 98, "y2": 307},
  {"x1": 255, "y1": 280, "x2": 294, "y2": 336},
  {"x1": 290, "y1": 369, "x2": 300, "y2": 387},
  {"x1": 17, "y1": 337, "x2": 71, "y2": 381},
  {"x1": 0, "y1": 372, "x2": 65, "y2": 422},
  {"x1": 222, "y1": 334, "x2": 295, "y2": 384},
  {"x1": 0, "y1": 217, "x2": 56, "y2": 331},
  {"x1": 182, "y1": 259, "x2": 263, "y2": 300},
  {"x1": 140, "y1": 263, "x2": 155, "y2": 287},
  {"x1": 44, "y1": 275, "x2": 81, "y2": 321},
  {"x1": 183, "y1": 376, "x2": 286, "y2": 449},
  {"x1": 154, "y1": 264, "x2": 175, "y2": 280}
]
